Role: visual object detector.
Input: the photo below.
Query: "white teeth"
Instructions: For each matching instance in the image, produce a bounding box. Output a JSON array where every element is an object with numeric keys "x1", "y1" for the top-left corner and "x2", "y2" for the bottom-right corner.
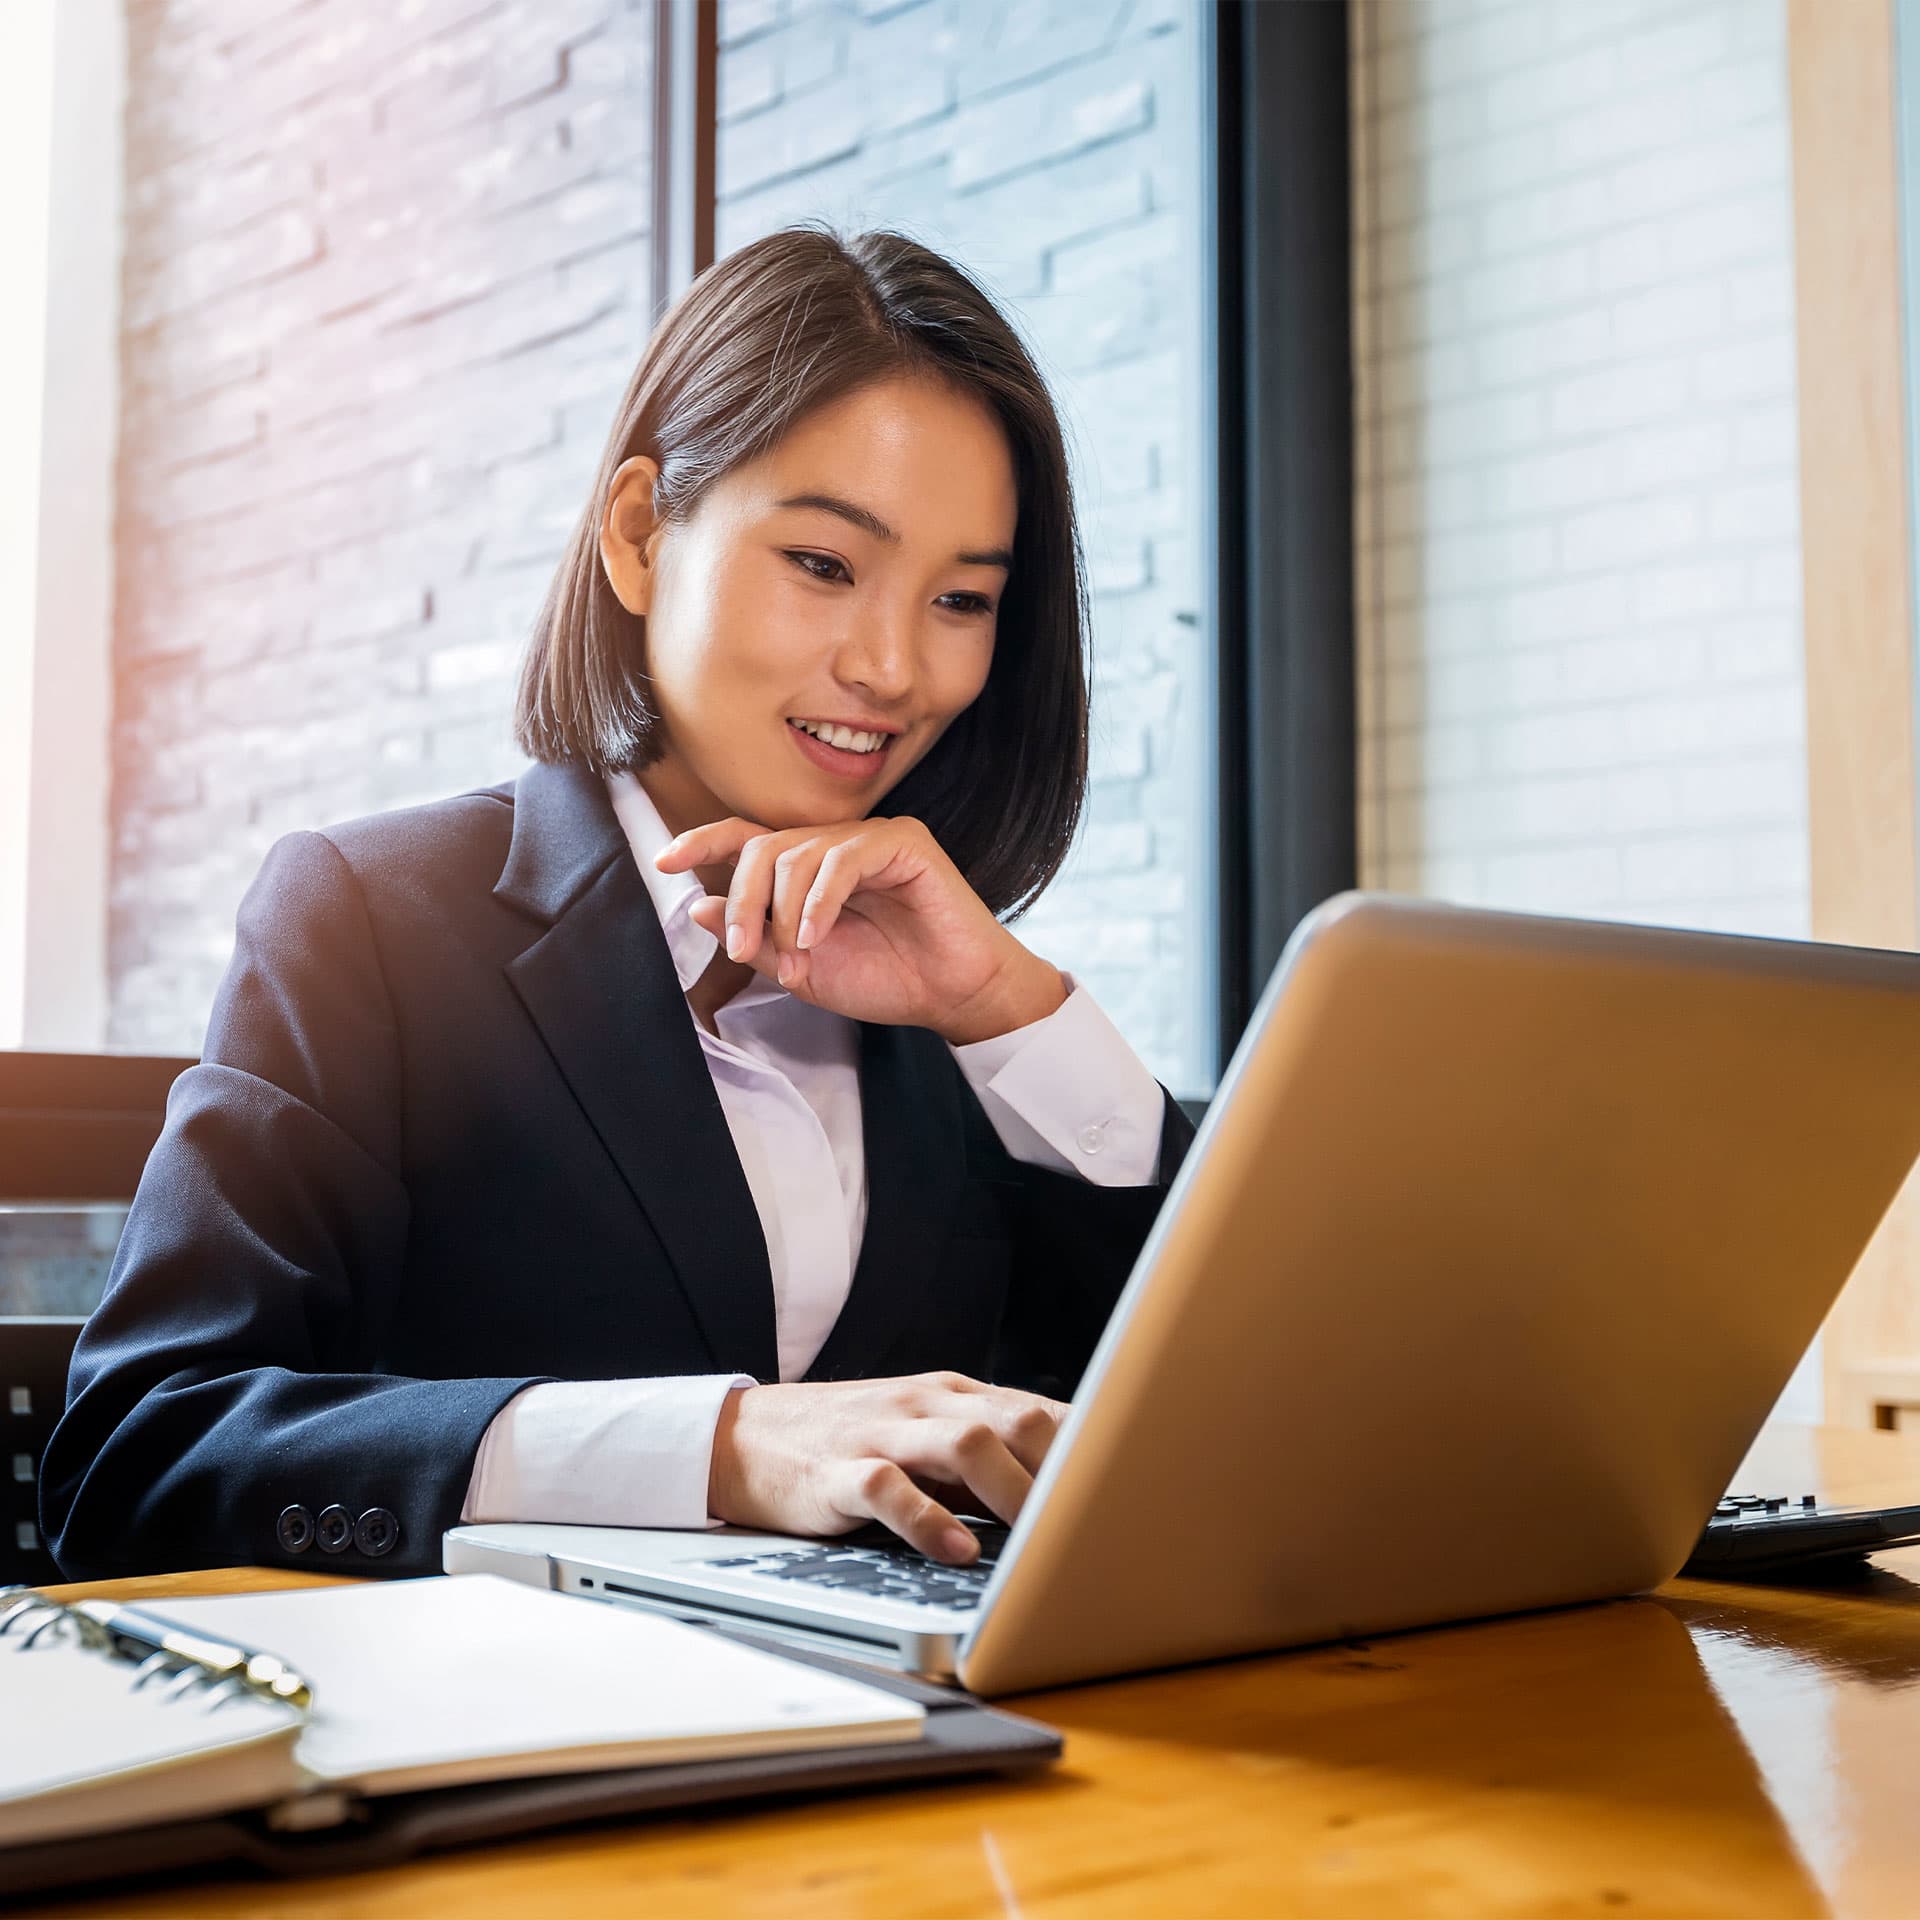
[{"x1": 795, "y1": 719, "x2": 886, "y2": 753}]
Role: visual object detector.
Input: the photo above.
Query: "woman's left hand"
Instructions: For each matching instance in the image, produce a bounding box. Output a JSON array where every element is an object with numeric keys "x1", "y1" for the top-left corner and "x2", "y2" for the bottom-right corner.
[{"x1": 654, "y1": 814, "x2": 1067, "y2": 1044}]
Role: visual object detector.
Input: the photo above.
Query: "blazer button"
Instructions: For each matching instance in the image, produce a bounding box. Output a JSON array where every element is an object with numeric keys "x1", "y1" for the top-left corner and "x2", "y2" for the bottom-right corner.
[
  {"x1": 275, "y1": 1505, "x2": 314, "y2": 1555},
  {"x1": 315, "y1": 1505, "x2": 354, "y2": 1554},
  {"x1": 353, "y1": 1507, "x2": 399, "y2": 1558}
]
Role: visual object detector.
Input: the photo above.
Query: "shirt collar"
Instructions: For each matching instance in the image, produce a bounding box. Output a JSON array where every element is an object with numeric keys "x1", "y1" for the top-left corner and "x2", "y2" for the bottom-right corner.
[{"x1": 602, "y1": 768, "x2": 786, "y2": 1013}]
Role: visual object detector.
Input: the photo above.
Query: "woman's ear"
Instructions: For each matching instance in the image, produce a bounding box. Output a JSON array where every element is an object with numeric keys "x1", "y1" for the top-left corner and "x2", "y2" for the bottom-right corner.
[{"x1": 599, "y1": 455, "x2": 663, "y2": 616}]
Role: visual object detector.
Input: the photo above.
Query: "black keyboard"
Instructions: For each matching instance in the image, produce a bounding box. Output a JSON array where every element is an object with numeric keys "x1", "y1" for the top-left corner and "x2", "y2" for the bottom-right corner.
[
  {"x1": 1681, "y1": 1491, "x2": 1920, "y2": 1575},
  {"x1": 697, "y1": 1520, "x2": 1012, "y2": 1611}
]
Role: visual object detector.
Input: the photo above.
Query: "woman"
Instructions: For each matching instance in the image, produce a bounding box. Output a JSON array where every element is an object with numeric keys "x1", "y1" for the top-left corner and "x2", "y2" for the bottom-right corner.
[{"x1": 41, "y1": 224, "x2": 1195, "y2": 1582}]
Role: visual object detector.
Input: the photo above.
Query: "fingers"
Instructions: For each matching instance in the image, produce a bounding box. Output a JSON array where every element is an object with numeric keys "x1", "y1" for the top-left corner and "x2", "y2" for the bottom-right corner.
[
  {"x1": 737, "y1": 1375, "x2": 1074, "y2": 1569},
  {"x1": 723, "y1": 833, "x2": 783, "y2": 967},
  {"x1": 661, "y1": 819, "x2": 944, "y2": 1004},
  {"x1": 831, "y1": 1409, "x2": 1055, "y2": 1563},
  {"x1": 654, "y1": 815, "x2": 793, "y2": 972},
  {"x1": 682, "y1": 825, "x2": 836, "y2": 978},
  {"x1": 798, "y1": 842, "x2": 865, "y2": 952},
  {"x1": 735, "y1": 831, "x2": 882, "y2": 983},
  {"x1": 767, "y1": 840, "x2": 828, "y2": 984},
  {"x1": 896, "y1": 1419, "x2": 1034, "y2": 1529},
  {"x1": 991, "y1": 1396, "x2": 1067, "y2": 1478},
  {"x1": 653, "y1": 817, "x2": 764, "y2": 875},
  {"x1": 922, "y1": 1373, "x2": 1068, "y2": 1478},
  {"x1": 687, "y1": 895, "x2": 783, "y2": 989},
  {"x1": 838, "y1": 1460, "x2": 978, "y2": 1564},
  {"x1": 683, "y1": 829, "x2": 808, "y2": 972}
]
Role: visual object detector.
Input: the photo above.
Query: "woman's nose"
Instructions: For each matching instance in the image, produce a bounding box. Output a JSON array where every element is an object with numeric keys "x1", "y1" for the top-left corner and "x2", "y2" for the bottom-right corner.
[{"x1": 837, "y1": 614, "x2": 916, "y2": 702}]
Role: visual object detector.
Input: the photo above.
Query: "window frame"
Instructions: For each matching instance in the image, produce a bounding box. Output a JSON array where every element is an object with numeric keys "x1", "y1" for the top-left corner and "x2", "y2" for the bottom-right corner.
[{"x1": 1207, "y1": 0, "x2": 1358, "y2": 1082}]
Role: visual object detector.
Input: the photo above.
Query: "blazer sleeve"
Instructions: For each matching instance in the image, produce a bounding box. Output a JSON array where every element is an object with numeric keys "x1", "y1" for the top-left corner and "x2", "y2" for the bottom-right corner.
[
  {"x1": 38, "y1": 831, "x2": 551, "y2": 1580},
  {"x1": 986, "y1": 1083, "x2": 1198, "y2": 1402}
]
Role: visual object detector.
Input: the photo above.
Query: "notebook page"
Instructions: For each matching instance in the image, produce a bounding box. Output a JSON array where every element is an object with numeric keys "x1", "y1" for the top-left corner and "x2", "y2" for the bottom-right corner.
[
  {"x1": 0, "y1": 1634, "x2": 303, "y2": 1847},
  {"x1": 155, "y1": 1575, "x2": 924, "y2": 1796}
]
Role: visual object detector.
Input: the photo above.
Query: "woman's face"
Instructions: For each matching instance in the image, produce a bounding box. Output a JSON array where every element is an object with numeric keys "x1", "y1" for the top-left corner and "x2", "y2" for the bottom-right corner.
[{"x1": 600, "y1": 374, "x2": 1018, "y2": 840}]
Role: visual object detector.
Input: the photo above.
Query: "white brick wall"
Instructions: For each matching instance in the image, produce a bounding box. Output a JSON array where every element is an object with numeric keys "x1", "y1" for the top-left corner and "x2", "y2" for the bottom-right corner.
[
  {"x1": 111, "y1": 1, "x2": 659, "y2": 1051},
  {"x1": 1352, "y1": 0, "x2": 1810, "y2": 943},
  {"x1": 1352, "y1": 0, "x2": 1819, "y2": 1422}
]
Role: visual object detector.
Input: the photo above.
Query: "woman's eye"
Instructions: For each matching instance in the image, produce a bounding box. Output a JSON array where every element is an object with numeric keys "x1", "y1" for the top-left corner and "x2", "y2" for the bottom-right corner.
[
  {"x1": 785, "y1": 550, "x2": 848, "y2": 584},
  {"x1": 940, "y1": 593, "x2": 995, "y2": 617}
]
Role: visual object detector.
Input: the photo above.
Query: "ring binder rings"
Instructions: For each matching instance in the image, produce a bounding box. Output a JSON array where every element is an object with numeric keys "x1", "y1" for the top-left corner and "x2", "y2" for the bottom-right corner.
[{"x1": 1, "y1": 1587, "x2": 314, "y2": 1711}]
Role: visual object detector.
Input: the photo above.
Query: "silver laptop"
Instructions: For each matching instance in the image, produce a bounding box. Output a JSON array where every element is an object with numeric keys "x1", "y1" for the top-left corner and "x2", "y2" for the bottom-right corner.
[{"x1": 445, "y1": 893, "x2": 1920, "y2": 1696}]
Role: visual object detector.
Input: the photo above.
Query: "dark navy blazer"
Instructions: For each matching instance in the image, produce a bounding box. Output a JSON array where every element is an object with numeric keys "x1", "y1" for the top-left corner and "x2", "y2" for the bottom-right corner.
[{"x1": 41, "y1": 761, "x2": 1195, "y2": 1579}]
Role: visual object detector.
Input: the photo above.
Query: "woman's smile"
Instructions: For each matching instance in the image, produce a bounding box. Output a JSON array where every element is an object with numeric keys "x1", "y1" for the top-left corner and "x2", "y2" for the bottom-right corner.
[{"x1": 786, "y1": 715, "x2": 899, "y2": 781}]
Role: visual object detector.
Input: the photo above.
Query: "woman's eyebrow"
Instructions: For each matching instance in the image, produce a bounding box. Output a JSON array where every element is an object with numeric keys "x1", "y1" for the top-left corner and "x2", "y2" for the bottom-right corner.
[{"x1": 775, "y1": 491, "x2": 1013, "y2": 571}]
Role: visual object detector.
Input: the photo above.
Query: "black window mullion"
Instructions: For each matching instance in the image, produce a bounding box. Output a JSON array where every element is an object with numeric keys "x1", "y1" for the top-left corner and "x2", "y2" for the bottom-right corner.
[{"x1": 1212, "y1": 0, "x2": 1358, "y2": 1082}]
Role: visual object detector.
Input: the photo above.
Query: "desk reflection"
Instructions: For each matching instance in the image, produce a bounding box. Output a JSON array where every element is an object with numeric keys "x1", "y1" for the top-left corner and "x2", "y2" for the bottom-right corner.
[
  {"x1": 1014, "y1": 1596, "x2": 1826, "y2": 1919},
  {"x1": 1670, "y1": 1548, "x2": 1920, "y2": 1918}
]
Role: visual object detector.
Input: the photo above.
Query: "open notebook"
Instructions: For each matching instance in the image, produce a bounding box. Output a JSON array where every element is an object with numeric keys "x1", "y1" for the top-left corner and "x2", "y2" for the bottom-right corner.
[{"x1": 0, "y1": 1573, "x2": 924, "y2": 1850}]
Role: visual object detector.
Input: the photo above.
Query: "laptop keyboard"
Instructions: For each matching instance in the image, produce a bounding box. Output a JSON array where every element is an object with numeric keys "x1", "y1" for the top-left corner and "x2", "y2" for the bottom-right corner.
[{"x1": 697, "y1": 1520, "x2": 1011, "y2": 1612}]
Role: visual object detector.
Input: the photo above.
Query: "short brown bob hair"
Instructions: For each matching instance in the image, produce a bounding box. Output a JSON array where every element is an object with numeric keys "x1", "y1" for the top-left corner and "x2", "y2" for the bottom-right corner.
[{"x1": 512, "y1": 222, "x2": 1090, "y2": 920}]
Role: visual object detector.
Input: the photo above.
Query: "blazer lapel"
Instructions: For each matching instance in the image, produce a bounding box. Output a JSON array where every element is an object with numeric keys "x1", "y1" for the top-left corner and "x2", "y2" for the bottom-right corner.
[
  {"x1": 495, "y1": 762, "x2": 779, "y2": 1381},
  {"x1": 805, "y1": 1019, "x2": 966, "y2": 1381}
]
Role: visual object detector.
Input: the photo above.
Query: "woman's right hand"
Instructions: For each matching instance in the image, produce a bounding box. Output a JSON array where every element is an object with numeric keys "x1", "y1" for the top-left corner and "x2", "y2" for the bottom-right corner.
[{"x1": 705, "y1": 1372, "x2": 1072, "y2": 1565}]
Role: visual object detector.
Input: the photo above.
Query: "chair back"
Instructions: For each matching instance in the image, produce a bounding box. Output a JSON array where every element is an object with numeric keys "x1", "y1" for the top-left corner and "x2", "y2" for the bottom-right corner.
[
  {"x1": 0, "y1": 1052, "x2": 187, "y2": 1203},
  {"x1": 0, "y1": 1050, "x2": 192, "y2": 1586}
]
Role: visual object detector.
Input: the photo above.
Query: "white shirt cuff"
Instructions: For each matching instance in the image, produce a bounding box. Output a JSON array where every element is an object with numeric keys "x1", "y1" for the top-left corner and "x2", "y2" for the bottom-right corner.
[
  {"x1": 461, "y1": 1374, "x2": 756, "y2": 1529},
  {"x1": 949, "y1": 973, "x2": 1165, "y2": 1185}
]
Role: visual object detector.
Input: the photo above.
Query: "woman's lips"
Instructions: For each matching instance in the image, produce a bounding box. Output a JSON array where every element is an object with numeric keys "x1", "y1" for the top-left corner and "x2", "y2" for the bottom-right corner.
[{"x1": 786, "y1": 718, "x2": 895, "y2": 780}]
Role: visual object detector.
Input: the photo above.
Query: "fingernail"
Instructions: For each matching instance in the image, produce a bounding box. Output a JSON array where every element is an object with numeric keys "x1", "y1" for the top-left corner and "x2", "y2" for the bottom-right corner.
[
  {"x1": 725, "y1": 924, "x2": 744, "y2": 961},
  {"x1": 777, "y1": 953, "x2": 795, "y2": 988},
  {"x1": 796, "y1": 916, "x2": 816, "y2": 951}
]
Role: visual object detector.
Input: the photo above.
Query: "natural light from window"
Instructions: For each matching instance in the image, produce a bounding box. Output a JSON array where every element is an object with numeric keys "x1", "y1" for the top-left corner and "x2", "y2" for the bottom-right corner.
[{"x1": 0, "y1": 0, "x2": 57, "y2": 1047}]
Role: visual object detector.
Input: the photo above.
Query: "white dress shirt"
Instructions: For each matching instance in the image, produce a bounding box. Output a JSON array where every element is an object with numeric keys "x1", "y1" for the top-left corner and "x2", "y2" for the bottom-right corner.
[{"x1": 460, "y1": 769, "x2": 1167, "y2": 1530}]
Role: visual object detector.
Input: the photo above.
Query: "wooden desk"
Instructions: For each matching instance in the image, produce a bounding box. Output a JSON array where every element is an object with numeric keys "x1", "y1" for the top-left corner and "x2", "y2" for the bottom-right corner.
[{"x1": 21, "y1": 1423, "x2": 1920, "y2": 1919}]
